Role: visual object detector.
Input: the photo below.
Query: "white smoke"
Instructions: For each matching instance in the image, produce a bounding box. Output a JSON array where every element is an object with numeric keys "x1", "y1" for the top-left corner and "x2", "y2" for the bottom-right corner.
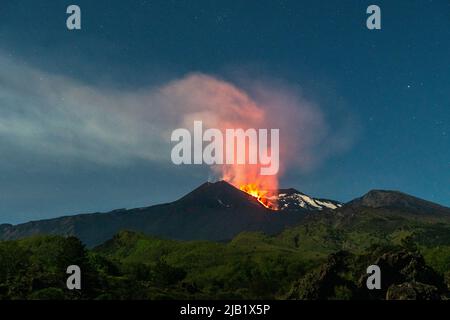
[{"x1": 0, "y1": 53, "x2": 354, "y2": 173}]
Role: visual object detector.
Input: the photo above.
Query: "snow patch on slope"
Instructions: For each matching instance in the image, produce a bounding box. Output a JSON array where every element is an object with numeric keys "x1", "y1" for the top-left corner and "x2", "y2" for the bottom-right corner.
[{"x1": 275, "y1": 189, "x2": 342, "y2": 211}]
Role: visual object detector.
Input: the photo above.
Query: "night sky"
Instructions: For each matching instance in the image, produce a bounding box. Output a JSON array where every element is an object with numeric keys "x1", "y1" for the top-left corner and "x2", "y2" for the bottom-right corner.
[{"x1": 0, "y1": 0, "x2": 449, "y2": 224}]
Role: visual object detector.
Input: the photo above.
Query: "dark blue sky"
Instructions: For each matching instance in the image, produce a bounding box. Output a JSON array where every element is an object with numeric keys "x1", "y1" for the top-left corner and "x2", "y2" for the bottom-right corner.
[{"x1": 0, "y1": 0, "x2": 449, "y2": 224}]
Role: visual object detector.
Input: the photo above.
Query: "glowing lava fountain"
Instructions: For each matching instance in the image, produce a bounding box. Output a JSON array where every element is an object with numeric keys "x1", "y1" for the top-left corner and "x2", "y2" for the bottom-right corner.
[{"x1": 239, "y1": 183, "x2": 277, "y2": 210}]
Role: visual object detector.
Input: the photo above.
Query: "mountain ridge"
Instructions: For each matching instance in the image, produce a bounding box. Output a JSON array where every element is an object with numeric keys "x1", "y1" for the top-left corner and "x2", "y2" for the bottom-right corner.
[
  {"x1": 0, "y1": 182, "x2": 448, "y2": 247},
  {"x1": 0, "y1": 181, "x2": 304, "y2": 246},
  {"x1": 347, "y1": 189, "x2": 450, "y2": 216}
]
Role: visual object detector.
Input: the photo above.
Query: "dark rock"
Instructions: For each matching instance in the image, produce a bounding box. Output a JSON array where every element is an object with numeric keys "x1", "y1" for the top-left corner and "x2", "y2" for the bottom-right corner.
[
  {"x1": 288, "y1": 251, "x2": 356, "y2": 300},
  {"x1": 386, "y1": 282, "x2": 441, "y2": 300}
]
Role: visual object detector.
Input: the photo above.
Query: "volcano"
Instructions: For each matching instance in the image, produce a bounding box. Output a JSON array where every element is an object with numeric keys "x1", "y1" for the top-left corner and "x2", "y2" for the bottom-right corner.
[
  {"x1": 1, "y1": 181, "x2": 448, "y2": 247},
  {"x1": 0, "y1": 181, "x2": 311, "y2": 246},
  {"x1": 175, "y1": 180, "x2": 268, "y2": 210}
]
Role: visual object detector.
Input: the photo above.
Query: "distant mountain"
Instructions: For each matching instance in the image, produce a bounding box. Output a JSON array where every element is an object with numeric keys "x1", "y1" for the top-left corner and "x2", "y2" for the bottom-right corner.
[{"x1": 347, "y1": 189, "x2": 450, "y2": 216}]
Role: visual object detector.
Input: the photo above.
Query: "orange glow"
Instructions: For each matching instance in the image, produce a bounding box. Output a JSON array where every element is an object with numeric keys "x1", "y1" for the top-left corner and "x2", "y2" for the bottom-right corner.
[
  {"x1": 239, "y1": 183, "x2": 276, "y2": 209},
  {"x1": 192, "y1": 77, "x2": 281, "y2": 211},
  {"x1": 220, "y1": 163, "x2": 279, "y2": 210}
]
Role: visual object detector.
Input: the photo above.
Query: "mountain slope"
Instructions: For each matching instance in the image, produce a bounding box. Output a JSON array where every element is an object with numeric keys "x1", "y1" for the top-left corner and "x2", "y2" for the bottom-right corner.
[
  {"x1": 1, "y1": 184, "x2": 448, "y2": 248},
  {"x1": 0, "y1": 181, "x2": 306, "y2": 247}
]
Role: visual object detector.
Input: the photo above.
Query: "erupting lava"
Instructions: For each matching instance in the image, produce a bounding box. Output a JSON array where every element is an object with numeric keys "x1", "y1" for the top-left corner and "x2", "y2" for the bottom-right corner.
[
  {"x1": 239, "y1": 183, "x2": 276, "y2": 209},
  {"x1": 220, "y1": 164, "x2": 279, "y2": 210}
]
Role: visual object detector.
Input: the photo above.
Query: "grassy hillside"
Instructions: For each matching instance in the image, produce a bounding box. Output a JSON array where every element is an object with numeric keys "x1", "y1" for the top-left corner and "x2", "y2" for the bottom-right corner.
[{"x1": 1, "y1": 207, "x2": 450, "y2": 300}]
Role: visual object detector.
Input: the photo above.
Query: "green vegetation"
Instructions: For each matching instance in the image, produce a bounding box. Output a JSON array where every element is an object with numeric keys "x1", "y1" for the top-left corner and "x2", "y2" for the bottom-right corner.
[{"x1": 1, "y1": 209, "x2": 450, "y2": 300}]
